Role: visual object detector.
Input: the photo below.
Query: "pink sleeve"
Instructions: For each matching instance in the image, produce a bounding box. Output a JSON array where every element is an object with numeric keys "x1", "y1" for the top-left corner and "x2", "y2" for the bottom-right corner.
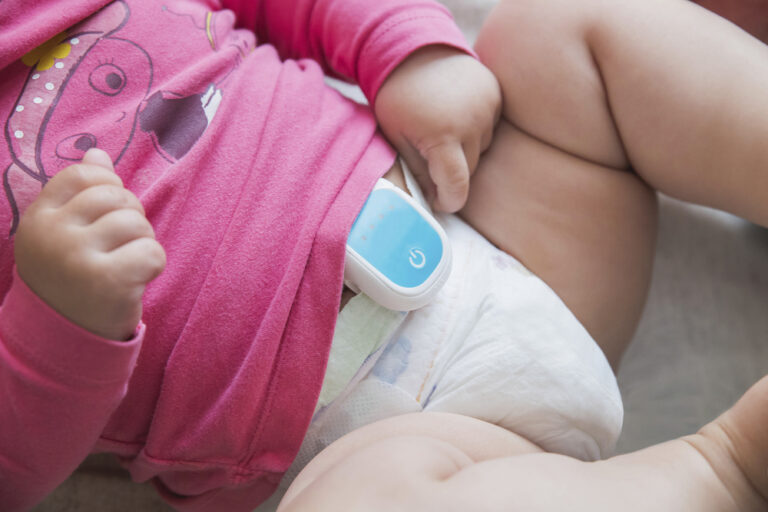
[
  {"x1": 0, "y1": 270, "x2": 143, "y2": 511},
  {"x1": 221, "y1": 0, "x2": 475, "y2": 102}
]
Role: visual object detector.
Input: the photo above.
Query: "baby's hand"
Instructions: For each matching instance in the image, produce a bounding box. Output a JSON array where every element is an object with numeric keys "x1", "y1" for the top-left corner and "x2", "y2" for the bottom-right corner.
[
  {"x1": 14, "y1": 149, "x2": 166, "y2": 340},
  {"x1": 374, "y1": 45, "x2": 501, "y2": 212}
]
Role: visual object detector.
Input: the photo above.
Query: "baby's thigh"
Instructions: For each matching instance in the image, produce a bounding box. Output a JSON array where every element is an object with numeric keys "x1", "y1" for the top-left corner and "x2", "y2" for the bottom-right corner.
[
  {"x1": 461, "y1": 121, "x2": 657, "y2": 369},
  {"x1": 475, "y1": 0, "x2": 627, "y2": 170},
  {"x1": 278, "y1": 412, "x2": 542, "y2": 512}
]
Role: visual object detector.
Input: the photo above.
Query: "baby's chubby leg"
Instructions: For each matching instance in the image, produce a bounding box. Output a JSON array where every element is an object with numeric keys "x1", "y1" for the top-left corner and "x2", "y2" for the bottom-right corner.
[
  {"x1": 475, "y1": 0, "x2": 768, "y2": 223},
  {"x1": 13, "y1": 148, "x2": 165, "y2": 340},
  {"x1": 461, "y1": 0, "x2": 768, "y2": 366},
  {"x1": 440, "y1": 376, "x2": 768, "y2": 511},
  {"x1": 278, "y1": 377, "x2": 768, "y2": 511}
]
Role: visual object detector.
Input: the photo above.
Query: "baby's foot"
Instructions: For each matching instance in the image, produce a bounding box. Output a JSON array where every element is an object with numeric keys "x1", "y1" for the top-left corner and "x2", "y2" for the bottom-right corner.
[{"x1": 14, "y1": 149, "x2": 165, "y2": 340}]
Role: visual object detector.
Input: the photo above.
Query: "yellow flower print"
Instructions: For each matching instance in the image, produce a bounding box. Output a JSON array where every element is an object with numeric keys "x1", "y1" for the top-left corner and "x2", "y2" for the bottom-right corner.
[{"x1": 22, "y1": 32, "x2": 72, "y2": 71}]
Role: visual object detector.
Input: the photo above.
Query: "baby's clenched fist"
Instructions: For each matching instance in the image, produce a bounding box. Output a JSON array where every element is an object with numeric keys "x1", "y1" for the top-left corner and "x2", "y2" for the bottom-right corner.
[
  {"x1": 375, "y1": 45, "x2": 501, "y2": 213},
  {"x1": 14, "y1": 149, "x2": 165, "y2": 340}
]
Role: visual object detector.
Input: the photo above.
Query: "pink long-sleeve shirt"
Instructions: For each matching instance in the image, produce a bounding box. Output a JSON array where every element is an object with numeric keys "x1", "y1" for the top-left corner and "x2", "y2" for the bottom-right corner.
[{"x1": 0, "y1": 1, "x2": 471, "y2": 510}]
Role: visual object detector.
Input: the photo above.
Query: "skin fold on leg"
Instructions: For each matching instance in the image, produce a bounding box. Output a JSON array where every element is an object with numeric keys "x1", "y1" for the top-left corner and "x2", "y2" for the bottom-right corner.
[
  {"x1": 476, "y1": 0, "x2": 768, "y2": 225},
  {"x1": 460, "y1": 120, "x2": 657, "y2": 370},
  {"x1": 462, "y1": 0, "x2": 768, "y2": 367},
  {"x1": 278, "y1": 380, "x2": 768, "y2": 512}
]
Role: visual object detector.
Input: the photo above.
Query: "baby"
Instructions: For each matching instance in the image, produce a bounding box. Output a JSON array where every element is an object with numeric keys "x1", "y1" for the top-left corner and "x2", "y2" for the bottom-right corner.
[
  {"x1": 275, "y1": 0, "x2": 768, "y2": 510},
  {"x1": 0, "y1": 0, "x2": 499, "y2": 510},
  {"x1": 1, "y1": 1, "x2": 767, "y2": 512}
]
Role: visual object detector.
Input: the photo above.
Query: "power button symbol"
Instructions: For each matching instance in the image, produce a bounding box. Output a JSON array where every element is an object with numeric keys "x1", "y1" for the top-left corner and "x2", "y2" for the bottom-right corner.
[{"x1": 409, "y1": 248, "x2": 426, "y2": 269}]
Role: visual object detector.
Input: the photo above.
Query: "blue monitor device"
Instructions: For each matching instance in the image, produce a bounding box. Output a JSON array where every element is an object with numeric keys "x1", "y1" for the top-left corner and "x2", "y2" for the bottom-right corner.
[{"x1": 344, "y1": 178, "x2": 452, "y2": 311}]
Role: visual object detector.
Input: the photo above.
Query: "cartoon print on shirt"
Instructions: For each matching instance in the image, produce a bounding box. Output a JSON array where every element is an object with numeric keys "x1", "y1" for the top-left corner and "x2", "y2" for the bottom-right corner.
[
  {"x1": 2, "y1": 1, "x2": 231, "y2": 237},
  {"x1": 161, "y1": 4, "x2": 251, "y2": 58},
  {"x1": 139, "y1": 84, "x2": 222, "y2": 162},
  {"x1": 136, "y1": 5, "x2": 234, "y2": 162},
  {"x1": 2, "y1": 1, "x2": 151, "y2": 236}
]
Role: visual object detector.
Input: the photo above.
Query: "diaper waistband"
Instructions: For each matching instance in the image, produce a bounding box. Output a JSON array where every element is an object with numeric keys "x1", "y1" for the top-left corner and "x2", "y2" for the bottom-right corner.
[
  {"x1": 316, "y1": 157, "x2": 429, "y2": 416},
  {"x1": 315, "y1": 294, "x2": 405, "y2": 416}
]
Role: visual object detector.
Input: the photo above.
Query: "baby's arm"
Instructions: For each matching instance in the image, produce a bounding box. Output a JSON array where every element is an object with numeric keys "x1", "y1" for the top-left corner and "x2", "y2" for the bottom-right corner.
[
  {"x1": 221, "y1": 0, "x2": 500, "y2": 212},
  {"x1": 374, "y1": 45, "x2": 501, "y2": 212},
  {"x1": 15, "y1": 149, "x2": 165, "y2": 341},
  {"x1": 221, "y1": 0, "x2": 472, "y2": 101},
  {"x1": 0, "y1": 149, "x2": 164, "y2": 510}
]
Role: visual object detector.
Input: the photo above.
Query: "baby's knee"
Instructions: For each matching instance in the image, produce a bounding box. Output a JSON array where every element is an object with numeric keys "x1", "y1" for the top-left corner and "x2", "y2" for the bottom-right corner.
[
  {"x1": 475, "y1": 0, "x2": 628, "y2": 169},
  {"x1": 476, "y1": 0, "x2": 588, "y2": 64}
]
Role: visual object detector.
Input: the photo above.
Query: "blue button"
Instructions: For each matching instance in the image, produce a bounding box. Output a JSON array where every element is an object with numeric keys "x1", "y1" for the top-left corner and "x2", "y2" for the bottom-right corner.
[
  {"x1": 408, "y1": 248, "x2": 426, "y2": 269},
  {"x1": 348, "y1": 188, "x2": 442, "y2": 288}
]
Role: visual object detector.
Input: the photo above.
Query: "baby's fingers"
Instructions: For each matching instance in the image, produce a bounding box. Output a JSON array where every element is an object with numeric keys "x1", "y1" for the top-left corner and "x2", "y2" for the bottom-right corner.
[
  {"x1": 463, "y1": 138, "x2": 482, "y2": 180},
  {"x1": 88, "y1": 208, "x2": 156, "y2": 251},
  {"x1": 37, "y1": 149, "x2": 122, "y2": 208},
  {"x1": 62, "y1": 184, "x2": 146, "y2": 225},
  {"x1": 81, "y1": 147, "x2": 115, "y2": 171},
  {"x1": 424, "y1": 142, "x2": 470, "y2": 213},
  {"x1": 109, "y1": 236, "x2": 167, "y2": 285}
]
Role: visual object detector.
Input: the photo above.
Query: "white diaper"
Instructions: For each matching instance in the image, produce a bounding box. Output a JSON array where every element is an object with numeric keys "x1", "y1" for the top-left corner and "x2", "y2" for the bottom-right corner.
[
  {"x1": 256, "y1": 213, "x2": 623, "y2": 511},
  {"x1": 380, "y1": 214, "x2": 622, "y2": 457}
]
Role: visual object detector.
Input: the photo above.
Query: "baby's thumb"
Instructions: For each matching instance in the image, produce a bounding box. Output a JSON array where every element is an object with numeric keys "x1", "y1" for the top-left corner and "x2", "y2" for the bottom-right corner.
[
  {"x1": 82, "y1": 148, "x2": 115, "y2": 172},
  {"x1": 425, "y1": 142, "x2": 469, "y2": 213}
]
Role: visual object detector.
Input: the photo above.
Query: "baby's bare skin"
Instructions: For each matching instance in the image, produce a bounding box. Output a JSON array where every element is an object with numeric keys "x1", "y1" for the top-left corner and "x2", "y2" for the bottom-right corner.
[
  {"x1": 375, "y1": 45, "x2": 500, "y2": 213},
  {"x1": 14, "y1": 148, "x2": 165, "y2": 341},
  {"x1": 278, "y1": 378, "x2": 768, "y2": 511},
  {"x1": 464, "y1": 0, "x2": 768, "y2": 367},
  {"x1": 12, "y1": 0, "x2": 768, "y2": 507}
]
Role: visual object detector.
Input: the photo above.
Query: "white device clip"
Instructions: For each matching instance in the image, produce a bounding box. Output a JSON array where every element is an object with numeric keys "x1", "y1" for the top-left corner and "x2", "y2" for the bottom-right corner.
[{"x1": 344, "y1": 178, "x2": 452, "y2": 311}]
